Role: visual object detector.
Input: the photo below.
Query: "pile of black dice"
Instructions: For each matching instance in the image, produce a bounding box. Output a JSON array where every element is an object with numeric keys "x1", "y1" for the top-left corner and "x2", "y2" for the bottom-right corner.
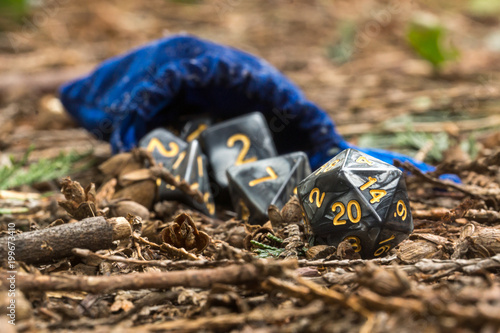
[{"x1": 140, "y1": 112, "x2": 413, "y2": 258}]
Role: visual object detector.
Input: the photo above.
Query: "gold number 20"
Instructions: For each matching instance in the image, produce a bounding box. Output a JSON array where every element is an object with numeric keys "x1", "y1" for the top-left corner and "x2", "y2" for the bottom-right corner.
[{"x1": 332, "y1": 200, "x2": 361, "y2": 226}]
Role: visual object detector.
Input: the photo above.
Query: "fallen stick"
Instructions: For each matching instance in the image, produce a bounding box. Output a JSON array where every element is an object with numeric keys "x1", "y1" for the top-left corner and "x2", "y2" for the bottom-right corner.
[
  {"x1": 73, "y1": 248, "x2": 245, "y2": 269},
  {"x1": 0, "y1": 216, "x2": 131, "y2": 265},
  {"x1": 6, "y1": 260, "x2": 295, "y2": 293},
  {"x1": 398, "y1": 254, "x2": 500, "y2": 275},
  {"x1": 297, "y1": 255, "x2": 397, "y2": 267},
  {"x1": 130, "y1": 300, "x2": 324, "y2": 332},
  {"x1": 465, "y1": 209, "x2": 500, "y2": 223},
  {"x1": 395, "y1": 161, "x2": 496, "y2": 203}
]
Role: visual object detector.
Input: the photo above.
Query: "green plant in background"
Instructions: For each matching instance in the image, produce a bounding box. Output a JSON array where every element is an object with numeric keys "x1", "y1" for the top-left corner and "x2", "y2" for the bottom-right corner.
[
  {"x1": 468, "y1": 0, "x2": 500, "y2": 16},
  {"x1": 394, "y1": 131, "x2": 450, "y2": 162},
  {"x1": 0, "y1": 0, "x2": 29, "y2": 22},
  {"x1": 358, "y1": 129, "x2": 481, "y2": 164},
  {"x1": 0, "y1": 148, "x2": 93, "y2": 190},
  {"x1": 327, "y1": 20, "x2": 357, "y2": 64},
  {"x1": 406, "y1": 13, "x2": 459, "y2": 70}
]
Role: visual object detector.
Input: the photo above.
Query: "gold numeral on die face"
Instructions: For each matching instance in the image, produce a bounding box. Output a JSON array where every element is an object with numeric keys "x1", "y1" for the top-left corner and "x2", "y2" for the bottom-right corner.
[
  {"x1": 249, "y1": 167, "x2": 278, "y2": 187},
  {"x1": 344, "y1": 236, "x2": 362, "y2": 253},
  {"x1": 147, "y1": 138, "x2": 180, "y2": 158},
  {"x1": 373, "y1": 234, "x2": 395, "y2": 257},
  {"x1": 315, "y1": 159, "x2": 340, "y2": 175},
  {"x1": 332, "y1": 200, "x2": 361, "y2": 226},
  {"x1": 356, "y1": 156, "x2": 373, "y2": 165},
  {"x1": 309, "y1": 188, "x2": 325, "y2": 208},
  {"x1": 394, "y1": 200, "x2": 407, "y2": 221},
  {"x1": 359, "y1": 176, "x2": 387, "y2": 203},
  {"x1": 227, "y1": 134, "x2": 258, "y2": 166}
]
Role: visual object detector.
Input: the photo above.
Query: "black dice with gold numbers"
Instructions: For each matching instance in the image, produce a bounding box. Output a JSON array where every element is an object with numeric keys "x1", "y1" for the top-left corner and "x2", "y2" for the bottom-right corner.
[
  {"x1": 199, "y1": 112, "x2": 277, "y2": 192},
  {"x1": 227, "y1": 152, "x2": 311, "y2": 224},
  {"x1": 296, "y1": 148, "x2": 413, "y2": 258},
  {"x1": 139, "y1": 128, "x2": 188, "y2": 169},
  {"x1": 162, "y1": 140, "x2": 216, "y2": 217},
  {"x1": 139, "y1": 129, "x2": 215, "y2": 216},
  {"x1": 180, "y1": 117, "x2": 212, "y2": 143}
]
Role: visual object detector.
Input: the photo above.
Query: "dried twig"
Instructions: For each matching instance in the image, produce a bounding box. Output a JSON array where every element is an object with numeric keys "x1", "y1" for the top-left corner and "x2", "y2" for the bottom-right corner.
[
  {"x1": 6, "y1": 260, "x2": 296, "y2": 293},
  {"x1": 465, "y1": 209, "x2": 500, "y2": 223},
  {"x1": 129, "y1": 300, "x2": 324, "y2": 332},
  {"x1": 297, "y1": 255, "x2": 398, "y2": 267},
  {"x1": 73, "y1": 248, "x2": 246, "y2": 269},
  {"x1": 395, "y1": 161, "x2": 494, "y2": 202},
  {"x1": 150, "y1": 165, "x2": 204, "y2": 203},
  {"x1": 398, "y1": 254, "x2": 500, "y2": 275}
]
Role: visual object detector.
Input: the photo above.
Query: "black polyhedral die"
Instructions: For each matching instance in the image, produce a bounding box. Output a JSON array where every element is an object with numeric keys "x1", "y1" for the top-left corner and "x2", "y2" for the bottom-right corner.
[
  {"x1": 139, "y1": 129, "x2": 214, "y2": 215},
  {"x1": 162, "y1": 140, "x2": 216, "y2": 216},
  {"x1": 199, "y1": 112, "x2": 277, "y2": 192},
  {"x1": 296, "y1": 148, "x2": 413, "y2": 258},
  {"x1": 227, "y1": 152, "x2": 311, "y2": 224},
  {"x1": 139, "y1": 128, "x2": 188, "y2": 169},
  {"x1": 180, "y1": 117, "x2": 212, "y2": 143}
]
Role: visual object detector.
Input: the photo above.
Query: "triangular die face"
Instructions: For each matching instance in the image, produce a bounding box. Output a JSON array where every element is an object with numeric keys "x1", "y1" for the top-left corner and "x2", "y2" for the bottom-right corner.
[
  {"x1": 270, "y1": 152, "x2": 311, "y2": 208},
  {"x1": 297, "y1": 172, "x2": 353, "y2": 237},
  {"x1": 180, "y1": 117, "x2": 212, "y2": 143},
  {"x1": 159, "y1": 140, "x2": 215, "y2": 216},
  {"x1": 305, "y1": 149, "x2": 348, "y2": 183},
  {"x1": 139, "y1": 128, "x2": 188, "y2": 169},
  {"x1": 227, "y1": 152, "x2": 309, "y2": 223},
  {"x1": 343, "y1": 168, "x2": 402, "y2": 225},
  {"x1": 383, "y1": 177, "x2": 413, "y2": 236},
  {"x1": 343, "y1": 148, "x2": 393, "y2": 171}
]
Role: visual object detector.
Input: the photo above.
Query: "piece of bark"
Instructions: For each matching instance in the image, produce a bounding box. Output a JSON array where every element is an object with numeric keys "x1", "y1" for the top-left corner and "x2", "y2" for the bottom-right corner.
[{"x1": 0, "y1": 217, "x2": 131, "y2": 264}]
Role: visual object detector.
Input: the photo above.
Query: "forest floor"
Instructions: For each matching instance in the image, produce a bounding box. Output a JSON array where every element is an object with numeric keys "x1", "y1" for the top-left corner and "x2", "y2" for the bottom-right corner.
[{"x1": 0, "y1": 0, "x2": 499, "y2": 332}]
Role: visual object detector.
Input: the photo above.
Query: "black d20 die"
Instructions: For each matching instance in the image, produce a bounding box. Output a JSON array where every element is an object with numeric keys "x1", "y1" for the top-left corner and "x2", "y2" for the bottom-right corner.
[
  {"x1": 296, "y1": 148, "x2": 413, "y2": 258},
  {"x1": 139, "y1": 128, "x2": 188, "y2": 169},
  {"x1": 199, "y1": 112, "x2": 277, "y2": 191},
  {"x1": 160, "y1": 140, "x2": 216, "y2": 216},
  {"x1": 227, "y1": 152, "x2": 311, "y2": 225}
]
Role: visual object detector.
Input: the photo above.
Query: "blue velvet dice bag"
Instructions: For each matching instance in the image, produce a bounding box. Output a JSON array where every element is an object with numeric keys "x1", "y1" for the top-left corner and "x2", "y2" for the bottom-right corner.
[{"x1": 60, "y1": 34, "x2": 457, "y2": 181}]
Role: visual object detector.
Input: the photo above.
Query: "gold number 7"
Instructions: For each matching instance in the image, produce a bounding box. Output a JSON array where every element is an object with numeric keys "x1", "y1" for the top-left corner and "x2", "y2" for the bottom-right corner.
[{"x1": 249, "y1": 167, "x2": 278, "y2": 187}]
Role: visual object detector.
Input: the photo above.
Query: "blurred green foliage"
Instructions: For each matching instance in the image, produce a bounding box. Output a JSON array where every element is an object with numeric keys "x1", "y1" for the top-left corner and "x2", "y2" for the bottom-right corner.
[
  {"x1": 327, "y1": 21, "x2": 357, "y2": 64},
  {"x1": 0, "y1": 0, "x2": 29, "y2": 22},
  {"x1": 358, "y1": 129, "x2": 480, "y2": 164},
  {"x1": 468, "y1": 0, "x2": 500, "y2": 16},
  {"x1": 0, "y1": 148, "x2": 93, "y2": 189},
  {"x1": 406, "y1": 16, "x2": 459, "y2": 69}
]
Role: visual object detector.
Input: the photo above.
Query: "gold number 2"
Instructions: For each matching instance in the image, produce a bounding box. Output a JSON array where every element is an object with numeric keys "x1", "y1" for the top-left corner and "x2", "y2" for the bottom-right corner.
[
  {"x1": 309, "y1": 188, "x2": 325, "y2": 208},
  {"x1": 249, "y1": 167, "x2": 278, "y2": 187},
  {"x1": 147, "y1": 138, "x2": 179, "y2": 158},
  {"x1": 227, "y1": 134, "x2": 258, "y2": 166}
]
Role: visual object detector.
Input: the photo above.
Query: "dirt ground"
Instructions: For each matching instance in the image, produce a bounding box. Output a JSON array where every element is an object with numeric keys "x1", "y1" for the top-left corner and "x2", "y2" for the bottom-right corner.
[{"x1": 0, "y1": 0, "x2": 500, "y2": 332}]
